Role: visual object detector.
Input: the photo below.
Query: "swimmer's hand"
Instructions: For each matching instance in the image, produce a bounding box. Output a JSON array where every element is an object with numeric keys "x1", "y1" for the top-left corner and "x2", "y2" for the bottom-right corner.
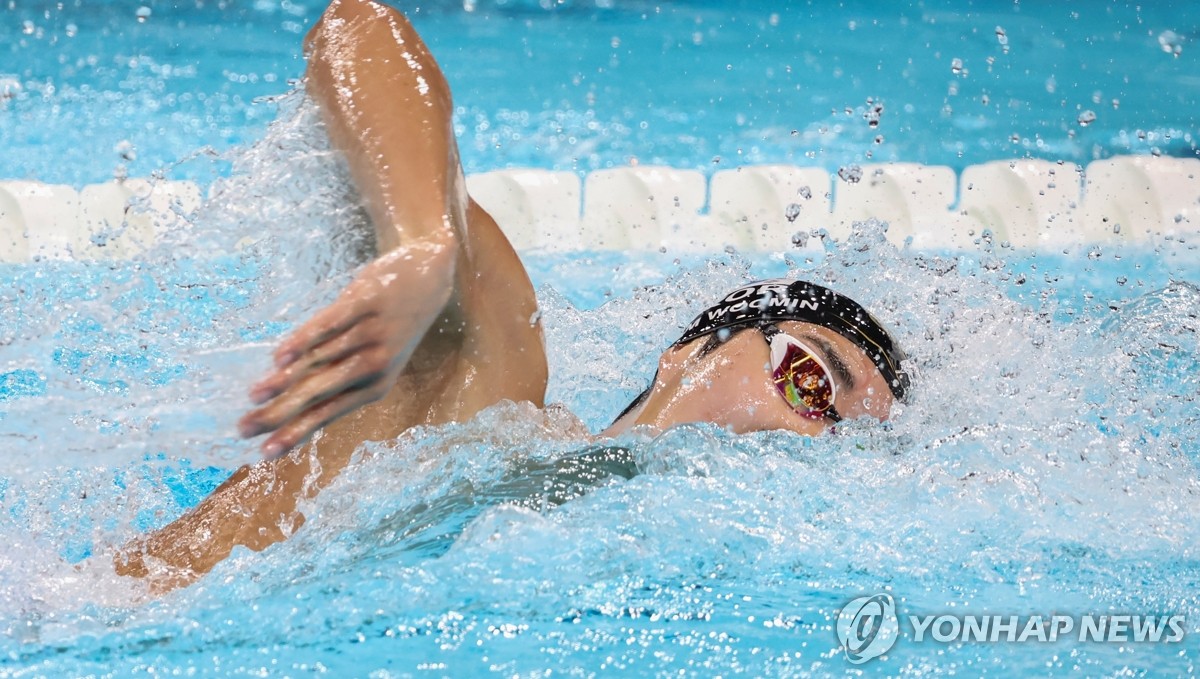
[{"x1": 238, "y1": 236, "x2": 455, "y2": 458}]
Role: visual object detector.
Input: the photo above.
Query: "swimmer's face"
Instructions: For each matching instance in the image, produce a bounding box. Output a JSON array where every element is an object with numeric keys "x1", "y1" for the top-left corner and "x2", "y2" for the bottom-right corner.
[{"x1": 602, "y1": 321, "x2": 895, "y2": 438}]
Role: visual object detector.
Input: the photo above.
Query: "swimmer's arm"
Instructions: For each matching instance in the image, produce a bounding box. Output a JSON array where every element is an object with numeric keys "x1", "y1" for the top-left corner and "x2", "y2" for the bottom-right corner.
[
  {"x1": 116, "y1": 0, "x2": 460, "y2": 586},
  {"x1": 116, "y1": 0, "x2": 546, "y2": 590},
  {"x1": 237, "y1": 0, "x2": 470, "y2": 456},
  {"x1": 239, "y1": 0, "x2": 545, "y2": 454},
  {"x1": 113, "y1": 453, "x2": 315, "y2": 592}
]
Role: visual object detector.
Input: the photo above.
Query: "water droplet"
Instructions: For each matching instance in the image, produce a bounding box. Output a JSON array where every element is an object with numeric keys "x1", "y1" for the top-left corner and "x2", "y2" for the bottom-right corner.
[
  {"x1": 21, "y1": 20, "x2": 34, "y2": 35},
  {"x1": 136, "y1": 6, "x2": 151, "y2": 22},
  {"x1": 0, "y1": 77, "x2": 21, "y2": 100},
  {"x1": 1077, "y1": 110, "x2": 1097, "y2": 127},
  {"x1": 1112, "y1": 222, "x2": 1122, "y2": 234},
  {"x1": 1158, "y1": 30, "x2": 1183, "y2": 57},
  {"x1": 862, "y1": 99, "x2": 884, "y2": 128},
  {"x1": 950, "y1": 57, "x2": 964, "y2": 75},
  {"x1": 837, "y1": 165, "x2": 863, "y2": 184},
  {"x1": 784, "y1": 203, "x2": 802, "y2": 222},
  {"x1": 114, "y1": 140, "x2": 137, "y2": 161},
  {"x1": 874, "y1": 135, "x2": 884, "y2": 144},
  {"x1": 790, "y1": 231, "x2": 809, "y2": 248},
  {"x1": 1116, "y1": 276, "x2": 1128, "y2": 286},
  {"x1": 995, "y1": 26, "x2": 1009, "y2": 50},
  {"x1": 65, "y1": 22, "x2": 77, "y2": 37},
  {"x1": 797, "y1": 186, "x2": 812, "y2": 200},
  {"x1": 1009, "y1": 133, "x2": 1021, "y2": 143}
]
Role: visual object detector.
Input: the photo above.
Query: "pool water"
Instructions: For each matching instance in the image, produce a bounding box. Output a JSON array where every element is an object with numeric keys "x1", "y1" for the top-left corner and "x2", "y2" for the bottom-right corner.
[
  {"x1": 2, "y1": 0, "x2": 1197, "y2": 185},
  {"x1": 1, "y1": 100, "x2": 1198, "y2": 675},
  {"x1": 3, "y1": 0, "x2": 1200, "y2": 676}
]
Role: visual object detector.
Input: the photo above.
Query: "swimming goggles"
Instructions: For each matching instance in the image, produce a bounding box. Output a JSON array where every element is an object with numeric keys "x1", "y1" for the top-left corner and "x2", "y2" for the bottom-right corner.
[
  {"x1": 674, "y1": 279, "x2": 910, "y2": 402},
  {"x1": 760, "y1": 324, "x2": 841, "y2": 423}
]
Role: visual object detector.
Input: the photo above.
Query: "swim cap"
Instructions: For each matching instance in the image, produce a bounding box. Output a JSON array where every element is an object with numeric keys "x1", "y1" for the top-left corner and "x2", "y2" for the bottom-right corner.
[{"x1": 675, "y1": 279, "x2": 911, "y2": 401}]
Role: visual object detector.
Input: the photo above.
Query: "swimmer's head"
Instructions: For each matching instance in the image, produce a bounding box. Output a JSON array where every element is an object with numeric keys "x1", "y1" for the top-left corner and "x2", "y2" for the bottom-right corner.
[{"x1": 602, "y1": 279, "x2": 910, "y2": 438}]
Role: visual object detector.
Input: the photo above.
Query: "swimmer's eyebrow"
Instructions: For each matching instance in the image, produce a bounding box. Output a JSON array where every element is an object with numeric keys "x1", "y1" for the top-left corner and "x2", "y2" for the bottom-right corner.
[{"x1": 801, "y1": 334, "x2": 856, "y2": 391}]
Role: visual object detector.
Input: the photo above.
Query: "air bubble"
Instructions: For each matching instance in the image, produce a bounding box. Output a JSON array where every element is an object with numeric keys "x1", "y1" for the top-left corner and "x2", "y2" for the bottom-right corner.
[
  {"x1": 797, "y1": 186, "x2": 812, "y2": 200},
  {"x1": 950, "y1": 57, "x2": 964, "y2": 75},
  {"x1": 1077, "y1": 110, "x2": 1096, "y2": 127},
  {"x1": 784, "y1": 203, "x2": 802, "y2": 222},
  {"x1": 136, "y1": 6, "x2": 151, "y2": 22},
  {"x1": 1158, "y1": 30, "x2": 1183, "y2": 57},
  {"x1": 837, "y1": 165, "x2": 863, "y2": 184}
]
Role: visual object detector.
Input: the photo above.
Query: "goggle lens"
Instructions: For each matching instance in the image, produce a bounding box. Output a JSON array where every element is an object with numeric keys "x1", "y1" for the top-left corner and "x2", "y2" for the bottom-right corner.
[{"x1": 769, "y1": 334, "x2": 838, "y2": 421}]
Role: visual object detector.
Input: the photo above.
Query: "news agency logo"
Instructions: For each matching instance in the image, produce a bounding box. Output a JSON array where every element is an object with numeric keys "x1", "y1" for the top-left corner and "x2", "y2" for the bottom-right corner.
[
  {"x1": 835, "y1": 594, "x2": 900, "y2": 664},
  {"x1": 835, "y1": 593, "x2": 1187, "y2": 665}
]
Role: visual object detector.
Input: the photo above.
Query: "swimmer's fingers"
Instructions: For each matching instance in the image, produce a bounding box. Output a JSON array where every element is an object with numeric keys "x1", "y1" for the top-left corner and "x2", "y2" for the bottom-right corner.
[
  {"x1": 239, "y1": 349, "x2": 394, "y2": 455},
  {"x1": 259, "y1": 389, "x2": 372, "y2": 460},
  {"x1": 251, "y1": 318, "x2": 381, "y2": 405},
  {"x1": 271, "y1": 289, "x2": 372, "y2": 369}
]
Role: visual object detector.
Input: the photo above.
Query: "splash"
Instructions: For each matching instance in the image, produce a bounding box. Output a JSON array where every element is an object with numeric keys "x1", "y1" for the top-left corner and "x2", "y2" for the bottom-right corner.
[{"x1": 2, "y1": 111, "x2": 1200, "y2": 676}]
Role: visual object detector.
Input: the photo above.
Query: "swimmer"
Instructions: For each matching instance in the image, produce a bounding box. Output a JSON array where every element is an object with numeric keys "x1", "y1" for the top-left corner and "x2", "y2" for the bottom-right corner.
[{"x1": 114, "y1": 0, "x2": 909, "y2": 592}]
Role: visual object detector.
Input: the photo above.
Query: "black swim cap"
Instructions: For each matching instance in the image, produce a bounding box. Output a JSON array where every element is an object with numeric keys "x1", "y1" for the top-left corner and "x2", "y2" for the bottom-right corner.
[{"x1": 675, "y1": 279, "x2": 911, "y2": 401}]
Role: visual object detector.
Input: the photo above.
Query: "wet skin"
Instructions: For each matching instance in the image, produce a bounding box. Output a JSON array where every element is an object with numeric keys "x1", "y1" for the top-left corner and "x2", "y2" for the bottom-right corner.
[
  {"x1": 604, "y1": 321, "x2": 895, "y2": 438},
  {"x1": 113, "y1": 0, "x2": 898, "y2": 594}
]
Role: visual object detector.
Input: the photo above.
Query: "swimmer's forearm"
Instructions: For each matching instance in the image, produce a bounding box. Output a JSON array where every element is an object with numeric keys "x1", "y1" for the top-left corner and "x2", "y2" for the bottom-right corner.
[
  {"x1": 115, "y1": 453, "x2": 315, "y2": 590},
  {"x1": 304, "y1": 0, "x2": 463, "y2": 254}
]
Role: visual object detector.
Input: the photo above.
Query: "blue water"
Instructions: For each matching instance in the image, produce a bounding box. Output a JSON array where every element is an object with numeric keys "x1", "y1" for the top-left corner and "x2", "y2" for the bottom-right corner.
[
  {"x1": 1, "y1": 116, "x2": 1198, "y2": 671},
  {"x1": 2, "y1": 0, "x2": 1200, "y2": 676},
  {"x1": 2, "y1": 0, "x2": 1198, "y2": 185}
]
